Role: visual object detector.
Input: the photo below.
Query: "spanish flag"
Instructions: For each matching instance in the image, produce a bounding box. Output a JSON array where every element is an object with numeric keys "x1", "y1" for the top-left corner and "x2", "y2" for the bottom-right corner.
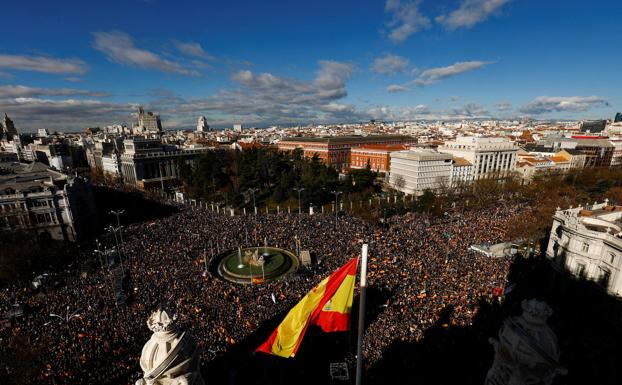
[{"x1": 256, "y1": 257, "x2": 358, "y2": 358}]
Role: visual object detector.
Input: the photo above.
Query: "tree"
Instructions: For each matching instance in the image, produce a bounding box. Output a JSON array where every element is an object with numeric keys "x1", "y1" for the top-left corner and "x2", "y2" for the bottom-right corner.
[
  {"x1": 393, "y1": 175, "x2": 406, "y2": 192},
  {"x1": 417, "y1": 189, "x2": 436, "y2": 213}
]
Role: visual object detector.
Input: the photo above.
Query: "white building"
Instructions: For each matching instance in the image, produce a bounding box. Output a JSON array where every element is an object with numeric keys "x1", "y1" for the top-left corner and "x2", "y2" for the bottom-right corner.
[
  {"x1": 0, "y1": 162, "x2": 97, "y2": 241},
  {"x1": 438, "y1": 136, "x2": 518, "y2": 180},
  {"x1": 546, "y1": 201, "x2": 622, "y2": 298},
  {"x1": 196, "y1": 116, "x2": 209, "y2": 133},
  {"x1": 102, "y1": 152, "x2": 121, "y2": 177},
  {"x1": 389, "y1": 150, "x2": 453, "y2": 195},
  {"x1": 233, "y1": 123, "x2": 243, "y2": 132},
  {"x1": 450, "y1": 157, "x2": 473, "y2": 188}
]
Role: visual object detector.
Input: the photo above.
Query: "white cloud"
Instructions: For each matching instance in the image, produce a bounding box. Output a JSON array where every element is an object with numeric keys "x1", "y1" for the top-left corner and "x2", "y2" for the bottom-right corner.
[
  {"x1": 414, "y1": 60, "x2": 491, "y2": 86},
  {"x1": 518, "y1": 96, "x2": 608, "y2": 115},
  {"x1": 495, "y1": 101, "x2": 512, "y2": 111},
  {"x1": 0, "y1": 54, "x2": 87, "y2": 74},
  {"x1": 450, "y1": 102, "x2": 489, "y2": 117},
  {"x1": 384, "y1": 0, "x2": 431, "y2": 43},
  {"x1": 158, "y1": 60, "x2": 357, "y2": 125},
  {"x1": 371, "y1": 54, "x2": 409, "y2": 75},
  {"x1": 0, "y1": 85, "x2": 109, "y2": 98},
  {"x1": 92, "y1": 31, "x2": 198, "y2": 76},
  {"x1": 436, "y1": 0, "x2": 510, "y2": 30},
  {"x1": 0, "y1": 97, "x2": 134, "y2": 131},
  {"x1": 387, "y1": 84, "x2": 409, "y2": 93},
  {"x1": 365, "y1": 102, "x2": 488, "y2": 121},
  {"x1": 173, "y1": 41, "x2": 215, "y2": 60}
]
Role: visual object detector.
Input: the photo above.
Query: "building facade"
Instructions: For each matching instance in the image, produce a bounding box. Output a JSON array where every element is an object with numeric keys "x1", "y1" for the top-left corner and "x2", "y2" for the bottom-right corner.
[
  {"x1": 0, "y1": 162, "x2": 97, "y2": 242},
  {"x1": 349, "y1": 144, "x2": 407, "y2": 173},
  {"x1": 134, "y1": 107, "x2": 162, "y2": 135},
  {"x1": 0, "y1": 113, "x2": 18, "y2": 140},
  {"x1": 120, "y1": 138, "x2": 211, "y2": 189},
  {"x1": 196, "y1": 116, "x2": 209, "y2": 132},
  {"x1": 389, "y1": 150, "x2": 453, "y2": 195},
  {"x1": 450, "y1": 157, "x2": 473, "y2": 188},
  {"x1": 546, "y1": 202, "x2": 622, "y2": 297},
  {"x1": 278, "y1": 135, "x2": 413, "y2": 169},
  {"x1": 438, "y1": 136, "x2": 518, "y2": 180}
]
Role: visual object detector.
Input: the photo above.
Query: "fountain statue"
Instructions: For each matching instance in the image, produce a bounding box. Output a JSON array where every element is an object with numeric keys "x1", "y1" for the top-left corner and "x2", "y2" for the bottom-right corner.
[
  {"x1": 485, "y1": 299, "x2": 567, "y2": 385},
  {"x1": 237, "y1": 246, "x2": 244, "y2": 269},
  {"x1": 135, "y1": 308, "x2": 204, "y2": 385},
  {"x1": 263, "y1": 237, "x2": 269, "y2": 258}
]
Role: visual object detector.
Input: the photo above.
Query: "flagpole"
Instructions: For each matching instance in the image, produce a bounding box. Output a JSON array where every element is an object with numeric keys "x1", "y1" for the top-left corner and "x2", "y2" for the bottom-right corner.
[{"x1": 355, "y1": 243, "x2": 368, "y2": 385}]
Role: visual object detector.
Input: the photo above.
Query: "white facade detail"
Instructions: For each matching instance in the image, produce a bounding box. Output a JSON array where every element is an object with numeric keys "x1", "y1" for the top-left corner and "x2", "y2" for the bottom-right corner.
[
  {"x1": 438, "y1": 136, "x2": 518, "y2": 180},
  {"x1": 546, "y1": 201, "x2": 622, "y2": 298}
]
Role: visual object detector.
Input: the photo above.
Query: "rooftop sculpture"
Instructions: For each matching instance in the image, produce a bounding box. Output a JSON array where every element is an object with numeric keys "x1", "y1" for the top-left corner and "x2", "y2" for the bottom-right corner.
[{"x1": 136, "y1": 308, "x2": 204, "y2": 385}]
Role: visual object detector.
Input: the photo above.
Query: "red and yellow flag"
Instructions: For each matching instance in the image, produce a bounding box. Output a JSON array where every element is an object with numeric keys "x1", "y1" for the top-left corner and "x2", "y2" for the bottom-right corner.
[{"x1": 256, "y1": 257, "x2": 358, "y2": 358}]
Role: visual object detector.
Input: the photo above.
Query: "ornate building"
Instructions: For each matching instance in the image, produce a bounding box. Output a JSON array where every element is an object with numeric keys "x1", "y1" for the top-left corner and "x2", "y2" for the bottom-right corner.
[
  {"x1": 134, "y1": 106, "x2": 163, "y2": 136},
  {"x1": 546, "y1": 201, "x2": 622, "y2": 297},
  {"x1": 0, "y1": 162, "x2": 97, "y2": 241}
]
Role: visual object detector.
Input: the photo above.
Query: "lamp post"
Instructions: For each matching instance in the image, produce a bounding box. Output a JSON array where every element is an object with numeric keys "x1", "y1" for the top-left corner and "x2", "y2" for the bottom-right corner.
[
  {"x1": 248, "y1": 188, "x2": 259, "y2": 216},
  {"x1": 331, "y1": 190, "x2": 342, "y2": 228},
  {"x1": 109, "y1": 209, "x2": 125, "y2": 245},
  {"x1": 45, "y1": 305, "x2": 81, "y2": 326},
  {"x1": 106, "y1": 225, "x2": 125, "y2": 275},
  {"x1": 293, "y1": 187, "x2": 305, "y2": 215}
]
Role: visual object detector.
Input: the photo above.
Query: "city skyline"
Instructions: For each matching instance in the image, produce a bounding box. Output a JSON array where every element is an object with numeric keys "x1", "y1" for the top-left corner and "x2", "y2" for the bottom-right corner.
[{"x1": 1, "y1": 0, "x2": 621, "y2": 131}]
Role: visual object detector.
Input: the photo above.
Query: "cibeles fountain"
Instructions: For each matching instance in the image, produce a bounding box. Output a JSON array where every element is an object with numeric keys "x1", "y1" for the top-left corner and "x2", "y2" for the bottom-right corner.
[
  {"x1": 485, "y1": 299, "x2": 567, "y2": 385},
  {"x1": 135, "y1": 308, "x2": 204, "y2": 385}
]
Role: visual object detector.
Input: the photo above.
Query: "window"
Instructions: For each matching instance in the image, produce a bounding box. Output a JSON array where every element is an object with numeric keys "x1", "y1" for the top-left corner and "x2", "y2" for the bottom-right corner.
[
  {"x1": 610, "y1": 253, "x2": 616, "y2": 264},
  {"x1": 576, "y1": 263, "x2": 586, "y2": 278},
  {"x1": 581, "y1": 242, "x2": 590, "y2": 253},
  {"x1": 598, "y1": 267, "x2": 611, "y2": 288}
]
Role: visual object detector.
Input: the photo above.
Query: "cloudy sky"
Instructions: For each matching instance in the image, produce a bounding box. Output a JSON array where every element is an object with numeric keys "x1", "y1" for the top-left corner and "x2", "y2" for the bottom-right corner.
[{"x1": 0, "y1": 0, "x2": 620, "y2": 131}]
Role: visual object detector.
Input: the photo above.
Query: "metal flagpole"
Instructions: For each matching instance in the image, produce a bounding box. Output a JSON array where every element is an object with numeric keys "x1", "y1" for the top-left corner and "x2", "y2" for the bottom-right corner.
[{"x1": 355, "y1": 244, "x2": 369, "y2": 385}]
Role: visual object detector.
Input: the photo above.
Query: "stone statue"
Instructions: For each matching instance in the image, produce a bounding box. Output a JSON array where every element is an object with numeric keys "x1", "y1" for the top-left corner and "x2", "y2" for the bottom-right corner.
[
  {"x1": 136, "y1": 308, "x2": 204, "y2": 385},
  {"x1": 485, "y1": 299, "x2": 567, "y2": 385}
]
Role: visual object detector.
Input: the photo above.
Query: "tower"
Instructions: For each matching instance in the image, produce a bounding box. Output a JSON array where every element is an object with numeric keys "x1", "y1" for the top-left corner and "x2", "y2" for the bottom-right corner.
[
  {"x1": 196, "y1": 116, "x2": 209, "y2": 132},
  {"x1": 3, "y1": 114, "x2": 17, "y2": 140}
]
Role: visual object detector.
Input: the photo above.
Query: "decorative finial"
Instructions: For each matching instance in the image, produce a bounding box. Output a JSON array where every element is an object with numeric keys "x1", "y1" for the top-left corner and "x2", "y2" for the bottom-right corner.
[
  {"x1": 521, "y1": 299, "x2": 553, "y2": 325},
  {"x1": 146, "y1": 308, "x2": 177, "y2": 333}
]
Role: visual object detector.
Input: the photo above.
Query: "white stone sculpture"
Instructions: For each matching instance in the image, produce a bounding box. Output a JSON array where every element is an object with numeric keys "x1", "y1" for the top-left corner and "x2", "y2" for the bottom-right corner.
[
  {"x1": 136, "y1": 308, "x2": 204, "y2": 385},
  {"x1": 485, "y1": 299, "x2": 567, "y2": 385}
]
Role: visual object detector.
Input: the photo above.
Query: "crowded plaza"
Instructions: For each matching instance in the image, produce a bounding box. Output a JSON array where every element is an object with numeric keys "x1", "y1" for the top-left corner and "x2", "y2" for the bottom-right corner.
[{"x1": 0, "y1": 201, "x2": 522, "y2": 384}]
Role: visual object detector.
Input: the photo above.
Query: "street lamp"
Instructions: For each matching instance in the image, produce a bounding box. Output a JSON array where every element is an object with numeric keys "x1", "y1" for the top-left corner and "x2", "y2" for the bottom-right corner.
[
  {"x1": 248, "y1": 188, "x2": 259, "y2": 215},
  {"x1": 331, "y1": 190, "x2": 342, "y2": 228},
  {"x1": 293, "y1": 187, "x2": 305, "y2": 215},
  {"x1": 109, "y1": 209, "x2": 125, "y2": 247},
  {"x1": 106, "y1": 225, "x2": 125, "y2": 275},
  {"x1": 45, "y1": 305, "x2": 81, "y2": 326}
]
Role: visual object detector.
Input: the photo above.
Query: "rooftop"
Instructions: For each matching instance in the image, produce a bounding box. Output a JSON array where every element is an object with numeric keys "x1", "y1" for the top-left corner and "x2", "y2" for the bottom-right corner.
[
  {"x1": 391, "y1": 149, "x2": 453, "y2": 162},
  {"x1": 280, "y1": 134, "x2": 412, "y2": 144}
]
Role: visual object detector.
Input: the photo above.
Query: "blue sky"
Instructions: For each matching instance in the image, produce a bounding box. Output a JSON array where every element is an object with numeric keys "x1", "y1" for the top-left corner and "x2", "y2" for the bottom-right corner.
[{"x1": 0, "y1": 0, "x2": 620, "y2": 131}]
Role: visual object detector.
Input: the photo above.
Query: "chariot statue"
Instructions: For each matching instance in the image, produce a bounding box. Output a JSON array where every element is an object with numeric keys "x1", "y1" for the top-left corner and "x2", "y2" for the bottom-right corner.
[
  {"x1": 136, "y1": 308, "x2": 204, "y2": 385},
  {"x1": 485, "y1": 299, "x2": 567, "y2": 385}
]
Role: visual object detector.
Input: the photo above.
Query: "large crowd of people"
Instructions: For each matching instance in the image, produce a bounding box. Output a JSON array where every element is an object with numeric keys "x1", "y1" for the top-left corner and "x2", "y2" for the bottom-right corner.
[{"x1": 0, "y1": 201, "x2": 524, "y2": 384}]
